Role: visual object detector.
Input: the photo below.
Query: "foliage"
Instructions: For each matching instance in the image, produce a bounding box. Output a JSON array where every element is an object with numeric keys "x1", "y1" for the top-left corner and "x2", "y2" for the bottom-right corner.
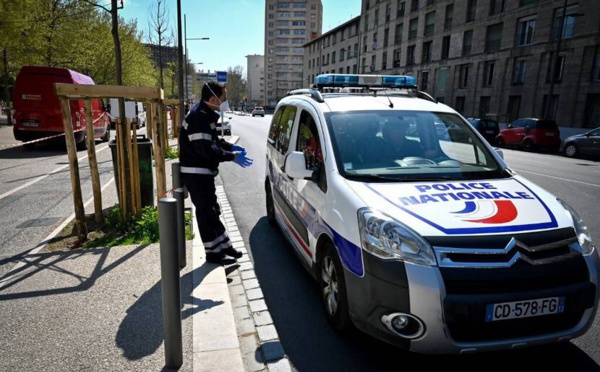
[
  {"x1": 226, "y1": 66, "x2": 248, "y2": 109},
  {"x1": 165, "y1": 147, "x2": 179, "y2": 159}
]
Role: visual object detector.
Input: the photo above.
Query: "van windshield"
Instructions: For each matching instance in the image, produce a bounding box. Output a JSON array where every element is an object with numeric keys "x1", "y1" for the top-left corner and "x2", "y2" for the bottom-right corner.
[{"x1": 326, "y1": 110, "x2": 509, "y2": 181}]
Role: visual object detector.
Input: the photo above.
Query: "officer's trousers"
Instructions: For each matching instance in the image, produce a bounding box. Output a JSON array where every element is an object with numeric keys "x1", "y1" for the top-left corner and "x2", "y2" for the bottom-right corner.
[{"x1": 181, "y1": 173, "x2": 233, "y2": 254}]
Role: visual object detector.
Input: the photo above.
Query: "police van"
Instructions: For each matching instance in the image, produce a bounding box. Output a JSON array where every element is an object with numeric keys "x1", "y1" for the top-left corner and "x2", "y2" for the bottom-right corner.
[{"x1": 264, "y1": 74, "x2": 599, "y2": 354}]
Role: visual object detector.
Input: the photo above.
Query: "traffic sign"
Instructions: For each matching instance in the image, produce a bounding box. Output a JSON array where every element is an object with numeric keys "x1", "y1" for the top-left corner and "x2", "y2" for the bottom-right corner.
[{"x1": 216, "y1": 71, "x2": 228, "y2": 83}]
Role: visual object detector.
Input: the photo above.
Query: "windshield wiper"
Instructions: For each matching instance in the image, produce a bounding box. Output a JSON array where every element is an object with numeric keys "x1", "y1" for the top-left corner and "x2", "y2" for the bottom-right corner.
[{"x1": 345, "y1": 174, "x2": 405, "y2": 182}]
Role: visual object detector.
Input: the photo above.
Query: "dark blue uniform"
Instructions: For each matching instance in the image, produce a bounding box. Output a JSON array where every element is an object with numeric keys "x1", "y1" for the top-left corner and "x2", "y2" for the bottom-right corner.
[{"x1": 179, "y1": 101, "x2": 236, "y2": 255}]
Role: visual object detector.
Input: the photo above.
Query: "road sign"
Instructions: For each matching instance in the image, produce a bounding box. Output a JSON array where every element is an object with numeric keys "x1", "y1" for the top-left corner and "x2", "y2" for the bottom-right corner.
[{"x1": 216, "y1": 71, "x2": 228, "y2": 83}]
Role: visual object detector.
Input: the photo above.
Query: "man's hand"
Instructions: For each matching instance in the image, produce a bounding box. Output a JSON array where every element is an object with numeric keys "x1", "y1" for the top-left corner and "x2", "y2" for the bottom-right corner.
[
  {"x1": 233, "y1": 151, "x2": 253, "y2": 168},
  {"x1": 232, "y1": 144, "x2": 246, "y2": 154}
]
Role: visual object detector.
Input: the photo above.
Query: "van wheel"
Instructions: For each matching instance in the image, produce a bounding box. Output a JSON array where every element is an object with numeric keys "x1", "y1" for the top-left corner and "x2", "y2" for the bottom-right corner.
[
  {"x1": 101, "y1": 128, "x2": 110, "y2": 142},
  {"x1": 318, "y1": 242, "x2": 351, "y2": 331},
  {"x1": 76, "y1": 135, "x2": 87, "y2": 151},
  {"x1": 265, "y1": 181, "x2": 276, "y2": 226},
  {"x1": 522, "y1": 139, "x2": 534, "y2": 152}
]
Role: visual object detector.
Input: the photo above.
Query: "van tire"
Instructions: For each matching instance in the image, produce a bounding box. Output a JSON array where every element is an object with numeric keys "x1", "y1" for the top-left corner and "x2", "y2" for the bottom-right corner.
[
  {"x1": 76, "y1": 135, "x2": 87, "y2": 151},
  {"x1": 265, "y1": 181, "x2": 276, "y2": 226},
  {"x1": 101, "y1": 128, "x2": 110, "y2": 142},
  {"x1": 318, "y1": 242, "x2": 351, "y2": 331}
]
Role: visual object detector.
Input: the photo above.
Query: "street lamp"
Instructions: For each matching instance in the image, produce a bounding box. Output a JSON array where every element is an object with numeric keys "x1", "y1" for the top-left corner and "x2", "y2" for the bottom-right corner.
[{"x1": 184, "y1": 14, "x2": 209, "y2": 102}]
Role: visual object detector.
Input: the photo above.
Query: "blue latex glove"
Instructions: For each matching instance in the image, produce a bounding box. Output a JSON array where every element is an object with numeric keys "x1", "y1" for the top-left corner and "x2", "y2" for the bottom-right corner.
[
  {"x1": 233, "y1": 151, "x2": 253, "y2": 168},
  {"x1": 231, "y1": 144, "x2": 246, "y2": 153}
]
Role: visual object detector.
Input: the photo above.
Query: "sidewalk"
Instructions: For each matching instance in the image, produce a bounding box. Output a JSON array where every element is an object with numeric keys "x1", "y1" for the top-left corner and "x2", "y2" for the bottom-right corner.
[{"x1": 0, "y1": 135, "x2": 291, "y2": 371}]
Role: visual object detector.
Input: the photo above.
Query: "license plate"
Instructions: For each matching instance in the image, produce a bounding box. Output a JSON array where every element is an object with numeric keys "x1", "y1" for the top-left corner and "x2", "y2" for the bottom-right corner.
[
  {"x1": 485, "y1": 296, "x2": 565, "y2": 322},
  {"x1": 22, "y1": 121, "x2": 39, "y2": 127},
  {"x1": 545, "y1": 132, "x2": 554, "y2": 137}
]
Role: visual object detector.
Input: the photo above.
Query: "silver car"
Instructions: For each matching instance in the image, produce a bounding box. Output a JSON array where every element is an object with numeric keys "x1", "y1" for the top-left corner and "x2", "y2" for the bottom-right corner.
[{"x1": 561, "y1": 127, "x2": 600, "y2": 158}]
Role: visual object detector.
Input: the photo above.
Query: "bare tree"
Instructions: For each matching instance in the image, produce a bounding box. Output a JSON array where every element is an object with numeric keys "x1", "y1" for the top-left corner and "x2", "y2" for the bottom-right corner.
[{"x1": 147, "y1": 0, "x2": 173, "y2": 89}]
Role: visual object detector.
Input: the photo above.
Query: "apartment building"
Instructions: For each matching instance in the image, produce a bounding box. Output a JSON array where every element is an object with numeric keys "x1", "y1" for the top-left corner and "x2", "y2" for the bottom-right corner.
[
  {"x1": 246, "y1": 54, "x2": 265, "y2": 107},
  {"x1": 304, "y1": 0, "x2": 600, "y2": 128},
  {"x1": 264, "y1": 0, "x2": 323, "y2": 108}
]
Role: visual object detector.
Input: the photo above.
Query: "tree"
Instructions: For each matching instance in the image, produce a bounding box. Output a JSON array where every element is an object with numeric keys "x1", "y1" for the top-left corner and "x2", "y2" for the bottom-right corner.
[
  {"x1": 226, "y1": 66, "x2": 247, "y2": 110},
  {"x1": 147, "y1": 0, "x2": 174, "y2": 90}
]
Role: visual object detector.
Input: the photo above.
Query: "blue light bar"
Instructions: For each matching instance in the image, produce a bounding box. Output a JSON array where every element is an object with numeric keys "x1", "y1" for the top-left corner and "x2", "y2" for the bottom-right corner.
[{"x1": 314, "y1": 74, "x2": 417, "y2": 89}]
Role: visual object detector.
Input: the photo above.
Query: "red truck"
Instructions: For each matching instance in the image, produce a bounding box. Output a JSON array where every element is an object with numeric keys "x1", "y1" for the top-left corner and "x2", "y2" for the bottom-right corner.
[{"x1": 12, "y1": 65, "x2": 110, "y2": 150}]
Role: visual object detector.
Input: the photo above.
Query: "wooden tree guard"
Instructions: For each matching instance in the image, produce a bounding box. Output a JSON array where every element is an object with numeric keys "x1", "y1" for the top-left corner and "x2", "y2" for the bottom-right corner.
[
  {"x1": 54, "y1": 83, "x2": 165, "y2": 232},
  {"x1": 84, "y1": 99, "x2": 103, "y2": 224}
]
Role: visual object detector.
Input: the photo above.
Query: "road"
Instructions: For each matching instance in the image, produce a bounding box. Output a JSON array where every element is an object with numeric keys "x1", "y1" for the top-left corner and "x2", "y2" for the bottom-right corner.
[
  {"x1": 220, "y1": 113, "x2": 600, "y2": 371},
  {"x1": 1, "y1": 114, "x2": 599, "y2": 371},
  {"x1": 0, "y1": 125, "x2": 140, "y2": 277}
]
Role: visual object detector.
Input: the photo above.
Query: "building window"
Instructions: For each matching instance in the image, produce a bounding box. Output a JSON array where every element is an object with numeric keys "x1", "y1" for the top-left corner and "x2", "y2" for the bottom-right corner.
[
  {"x1": 479, "y1": 96, "x2": 491, "y2": 118},
  {"x1": 375, "y1": 9, "x2": 380, "y2": 27},
  {"x1": 553, "y1": 5, "x2": 578, "y2": 40},
  {"x1": 382, "y1": 51, "x2": 388, "y2": 70},
  {"x1": 541, "y1": 95, "x2": 558, "y2": 119},
  {"x1": 332, "y1": 51, "x2": 336, "y2": 64},
  {"x1": 364, "y1": 14, "x2": 369, "y2": 32},
  {"x1": 384, "y1": 28, "x2": 389, "y2": 47},
  {"x1": 519, "y1": 0, "x2": 537, "y2": 6},
  {"x1": 507, "y1": 96, "x2": 521, "y2": 122},
  {"x1": 394, "y1": 49, "x2": 402, "y2": 67},
  {"x1": 444, "y1": 4, "x2": 453, "y2": 30},
  {"x1": 422, "y1": 41, "x2": 433, "y2": 62},
  {"x1": 516, "y1": 17, "x2": 536, "y2": 46},
  {"x1": 421, "y1": 70, "x2": 429, "y2": 91},
  {"x1": 340, "y1": 48, "x2": 345, "y2": 61},
  {"x1": 485, "y1": 23, "x2": 503, "y2": 53},
  {"x1": 462, "y1": 30, "x2": 473, "y2": 56},
  {"x1": 424, "y1": 11, "x2": 435, "y2": 37},
  {"x1": 408, "y1": 18, "x2": 418, "y2": 40},
  {"x1": 512, "y1": 59, "x2": 526, "y2": 85},
  {"x1": 370, "y1": 55, "x2": 376, "y2": 72},
  {"x1": 407, "y1": 45, "x2": 416, "y2": 65},
  {"x1": 437, "y1": 67, "x2": 449, "y2": 90},
  {"x1": 397, "y1": 1, "x2": 405, "y2": 17},
  {"x1": 455, "y1": 96, "x2": 466, "y2": 113},
  {"x1": 441, "y1": 35, "x2": 450, "y2": 60},
  {"x1": 593, "y1": 48, "x2": 600, "y2": 81},
  {"x1": 483, "y1": 61, "x2": 495, "y2": 87},
  {"x1": 489, "y1": 0, "x2": 505, "y2": 15},
  {"x1": 546, "y1": 54, "x2": 565, "y2": 83},
  {"x1": 395, "y1": 23, "x2": 404, "y2": 44},
  {"x1": 410, "y1": 0, "x2": 419, "y2": 12},
  {"x1": 466, "y1": 0, "x2": 477, "y2": 22},
  {"x1": 459, "y1": 64, "x2": 470, "y2": 88}
]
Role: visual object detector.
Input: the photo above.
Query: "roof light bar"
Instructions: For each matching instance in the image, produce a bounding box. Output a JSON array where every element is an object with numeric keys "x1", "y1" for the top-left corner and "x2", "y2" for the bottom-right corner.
[{"x1": 314, "y1": 74, "x2": 417, "y2": 89}]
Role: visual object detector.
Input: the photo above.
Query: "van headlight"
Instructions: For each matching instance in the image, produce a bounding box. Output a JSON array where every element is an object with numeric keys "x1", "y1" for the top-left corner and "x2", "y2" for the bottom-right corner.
[
  {"x1": 557, "y1": 199, "x2": 594, "y2": 255},
  {"x1": 358, "y1": 208, "x2": 436, "y2": 266}
]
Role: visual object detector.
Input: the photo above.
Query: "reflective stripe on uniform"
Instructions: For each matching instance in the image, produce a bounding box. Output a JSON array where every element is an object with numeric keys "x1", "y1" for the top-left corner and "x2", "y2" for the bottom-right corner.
[
  {"x1": 180, "y1": 166, "x2": 218, "y2": 175},
  {"x1": 189, "y1": 132, "x2": 212, "y2": 141},
  {"x1": 182, "y1": 121, "x2": 189, "y2": 130}
]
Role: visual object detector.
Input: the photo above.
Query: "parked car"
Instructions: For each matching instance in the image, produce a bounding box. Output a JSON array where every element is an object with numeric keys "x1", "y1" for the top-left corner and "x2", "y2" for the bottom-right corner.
[
  {"x1": 467, "y1": 117, "x2": 500, "y2": 145},
  {"x1": 495, "y1": 118, "x2": 561, "y2": 152},
  {"x1": 252, "y1": 106, "x2": 265, "y2": 117},
  {"x1": 215, "y1": 111, "x2": 232, "y2": 135},
  {"x1": 264, "y1": 73, "x2": 599, "y2": 354},
  {"x1": 561, "y1": 127, "x2": 600, "y2": 158}
]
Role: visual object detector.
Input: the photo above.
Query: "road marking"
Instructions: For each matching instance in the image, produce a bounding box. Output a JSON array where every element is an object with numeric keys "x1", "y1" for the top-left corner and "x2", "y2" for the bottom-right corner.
[
  {"x1": 0, "y1": 144, "x2": 110, "y2": 202},
  {"x1": 516, "y1": 169, "x2": 600, "y2": 188}
]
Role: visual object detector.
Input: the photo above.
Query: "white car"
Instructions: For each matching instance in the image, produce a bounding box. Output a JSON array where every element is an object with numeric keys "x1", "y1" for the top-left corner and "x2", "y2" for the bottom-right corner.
[
  {"x1": 215, "y1": 111, "x2": 232, "y2": 135},
  {"x1": 264, "y1": 73, "x2": 599, "y2": 354}
]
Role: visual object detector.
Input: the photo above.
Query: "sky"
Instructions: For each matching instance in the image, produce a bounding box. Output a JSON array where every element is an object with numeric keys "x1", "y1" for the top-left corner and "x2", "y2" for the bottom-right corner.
[{"x1": 119, "y1": 0, "x2": 362, "y2": 76}]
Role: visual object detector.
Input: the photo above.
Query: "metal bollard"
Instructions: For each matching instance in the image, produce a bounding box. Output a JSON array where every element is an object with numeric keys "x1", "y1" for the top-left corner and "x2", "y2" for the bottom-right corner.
[
  {"x1": 172, "y1": 161, "x2": 186, "y2": 269},
  {"x1": 159, "y1": 198, "x2": 183, "y2": 368}
]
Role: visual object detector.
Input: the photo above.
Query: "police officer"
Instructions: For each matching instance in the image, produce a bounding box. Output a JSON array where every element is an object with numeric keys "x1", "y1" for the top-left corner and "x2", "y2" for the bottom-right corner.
[{"x1": 179, "y1": 81, "x2": 253, "y2": 264}]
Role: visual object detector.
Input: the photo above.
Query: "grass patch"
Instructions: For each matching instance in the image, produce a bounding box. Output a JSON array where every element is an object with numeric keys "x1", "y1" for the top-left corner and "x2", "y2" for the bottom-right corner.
[{"x1": 45, "y1": 204, "x2": 194, "y2": 251}]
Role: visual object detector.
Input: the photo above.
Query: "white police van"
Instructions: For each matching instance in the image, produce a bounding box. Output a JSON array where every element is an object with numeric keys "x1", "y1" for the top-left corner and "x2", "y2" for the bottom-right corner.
[{"x1": 264, "y1": 73, "x2": 599, "y2": 354}]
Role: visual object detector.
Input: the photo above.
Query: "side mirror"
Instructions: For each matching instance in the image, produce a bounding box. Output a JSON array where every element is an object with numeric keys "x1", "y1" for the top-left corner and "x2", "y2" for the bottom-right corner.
[{"x1": 284, "y1": 151, "x2": 314, "y2": 180}]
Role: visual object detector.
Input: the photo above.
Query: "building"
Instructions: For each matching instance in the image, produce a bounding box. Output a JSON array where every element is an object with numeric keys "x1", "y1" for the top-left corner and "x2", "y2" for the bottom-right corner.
[
  {"x1": 144, "y1": 43, "x2": 178, "y2": 69},
  {"x1": 246, "y1": 54, "x2": 265, "y2": 107},
  {"x1": 264, "y1": 0, "x2": 323, "y2": 108},
  {"x1": 303, "y1": 0, "x2": 600, "y2": 128}
]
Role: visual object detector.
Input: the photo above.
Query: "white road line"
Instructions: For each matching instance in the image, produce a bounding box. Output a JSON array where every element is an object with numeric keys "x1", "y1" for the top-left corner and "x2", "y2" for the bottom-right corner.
[
  {"x1": 516, "y1": 169, "x2": 600, "y2": 188},
  {"x1": 0, "y1": 144, "x2": 109, "y2": 201}
]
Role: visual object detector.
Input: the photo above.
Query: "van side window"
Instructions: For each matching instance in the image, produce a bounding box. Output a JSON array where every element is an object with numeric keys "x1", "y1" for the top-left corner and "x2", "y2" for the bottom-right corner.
[
  {"x1": 268, "y1": 105, "x2": 297, "y2": 154},
  {"x1": 297, "y1": 111, "x2": 323, "y2": 170}
]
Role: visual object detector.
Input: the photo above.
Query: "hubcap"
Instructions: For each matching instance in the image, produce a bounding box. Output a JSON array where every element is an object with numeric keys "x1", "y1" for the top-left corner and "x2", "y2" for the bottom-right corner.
[
  {"x1": 566, "y1": 145, "x2": 576, "y2": 157},
  {"x1": 321, "y1": 256, "x2": 338, "y2": 316}
]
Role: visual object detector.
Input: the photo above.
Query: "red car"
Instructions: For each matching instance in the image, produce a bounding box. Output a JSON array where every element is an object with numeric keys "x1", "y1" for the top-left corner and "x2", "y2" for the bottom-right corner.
[{"x1": 495, "y1": 118, "x2": 561, "y2": 152}]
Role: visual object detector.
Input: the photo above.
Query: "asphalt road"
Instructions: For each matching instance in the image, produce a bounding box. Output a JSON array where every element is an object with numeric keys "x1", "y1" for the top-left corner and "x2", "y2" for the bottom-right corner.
[{"x1": 219, "y1": 113, "x2": 600, "y2": 372}]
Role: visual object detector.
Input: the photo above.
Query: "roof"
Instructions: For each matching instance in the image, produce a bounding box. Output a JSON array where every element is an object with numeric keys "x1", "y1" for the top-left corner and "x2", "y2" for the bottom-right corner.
[{"x1": 17, "y1": 65, "x2": 95, "y2": 85}]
